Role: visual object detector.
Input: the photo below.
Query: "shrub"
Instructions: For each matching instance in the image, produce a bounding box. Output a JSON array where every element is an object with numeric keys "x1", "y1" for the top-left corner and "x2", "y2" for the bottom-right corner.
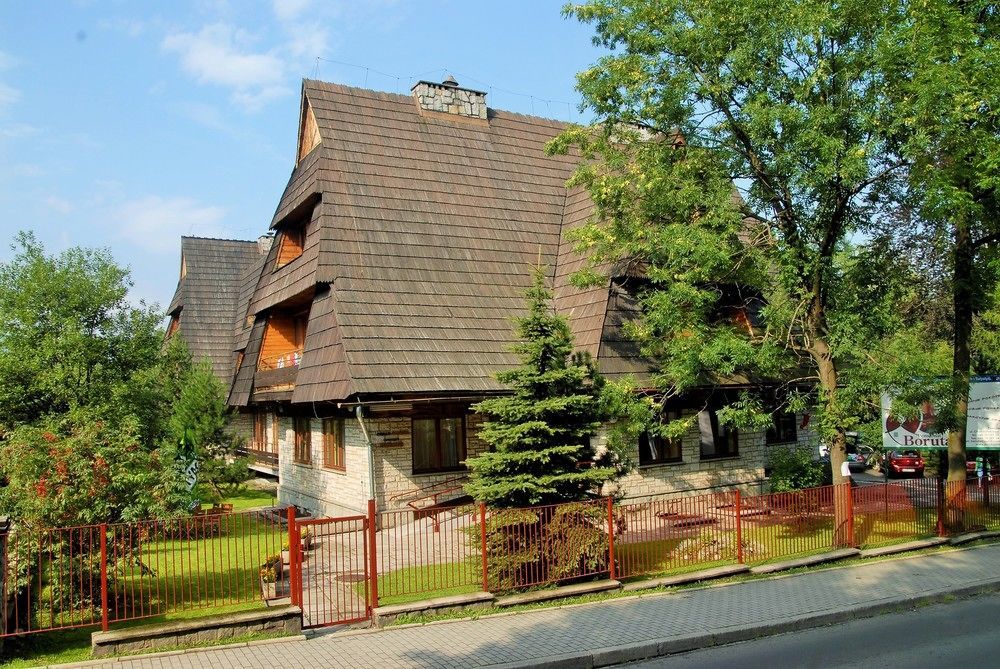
[{"x1": 767, "y1": 447, "x2": 831, "y2": 492}]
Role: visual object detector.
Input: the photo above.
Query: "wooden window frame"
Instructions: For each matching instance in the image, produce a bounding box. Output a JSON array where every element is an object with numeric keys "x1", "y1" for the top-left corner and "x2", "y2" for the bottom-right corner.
[
  {"x1": 293, "y1": 416, "x2": 311, "y2": 465},
  {"x1": 166, "y1": 313, "x2": 180, "y2": 338},
  {"x1": 639, "y1": 409, "x2": 683, "y2": 466},
  {"x1": 766, "y1": 411, "x2": 798, "y2": 445},
  {"x1": 411, "y1": 413, "x2": 467, "y2": 475},
  {"x1": 253, "y1": 413, "x2": 267, "y2": 451},
  {"x1": 275, "y1": 225, "x2": 306, "y2": 268},
  {"x1": 699, "y1": 409, "x2": 739, "y2": 460},
  {"x1": 322, "y1": 418, "x2": 346, "y2": 471}
]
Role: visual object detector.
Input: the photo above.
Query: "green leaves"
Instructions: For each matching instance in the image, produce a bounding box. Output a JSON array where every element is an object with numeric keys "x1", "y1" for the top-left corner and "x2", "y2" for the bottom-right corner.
[{"x1": 466, "y1": 269, "x2": 633, "y2": 507}]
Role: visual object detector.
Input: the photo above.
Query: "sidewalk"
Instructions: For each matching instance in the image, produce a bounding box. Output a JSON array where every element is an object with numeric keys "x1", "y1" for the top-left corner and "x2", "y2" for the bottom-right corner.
[{"x1": 69, "y1": 543, "x2": 1000, "y2": 669}]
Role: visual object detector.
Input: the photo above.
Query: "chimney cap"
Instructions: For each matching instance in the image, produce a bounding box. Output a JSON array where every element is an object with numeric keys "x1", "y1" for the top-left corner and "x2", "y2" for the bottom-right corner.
[{"x1": 442, "y1": 74, "x2": 459, "y2": 87}]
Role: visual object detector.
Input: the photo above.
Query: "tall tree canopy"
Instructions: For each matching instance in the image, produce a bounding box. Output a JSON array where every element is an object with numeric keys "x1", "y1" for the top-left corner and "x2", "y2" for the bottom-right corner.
[
  {"x1": 878, "y1": 0, "x2": 1000, "y2": 503},
  {"x1": 0, "y1": 233, "x2": 239, "y2": 527},
  {"x1": 554, "y1": 0, "x2": 907, "y2": 494}
]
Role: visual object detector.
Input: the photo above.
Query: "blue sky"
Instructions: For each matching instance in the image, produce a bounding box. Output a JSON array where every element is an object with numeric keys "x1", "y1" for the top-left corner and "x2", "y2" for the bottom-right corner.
[{"x1": 0, "y1": 1, "x2": 603, "y2": 309}]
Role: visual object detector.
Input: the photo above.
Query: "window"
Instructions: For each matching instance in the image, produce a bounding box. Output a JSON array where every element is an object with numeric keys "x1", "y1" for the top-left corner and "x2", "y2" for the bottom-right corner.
[
  {"x1": 639, "y1": 409, "x2": 683, "y2": 465},
  {"x1": 253, "y1": 413, "x2": 266, "y2": 450},
  {"x1": 258, "y1": 310, "x2": 309, "y2": 370},
  {"x1": 412, "y1": 414, "x2": 466, "y2": 474},
  {"x1": 766, "y1": 411, "x2": 798, "y2": 445},
  {"x1": 699, "y1": 410, "x2": 739, "y2": 459},
  {"x1": 293, "y1": 417, "x2": 311, "y2": 464},
  {"x1": 276, "y1": 226, "x2": 305, "y2": 267},
  {"x1": 323, "y1": 418, "x2": 346, "y2": 471},
  {"x1": 166, "y1": 313, "x2": 180, "y2": 337}
]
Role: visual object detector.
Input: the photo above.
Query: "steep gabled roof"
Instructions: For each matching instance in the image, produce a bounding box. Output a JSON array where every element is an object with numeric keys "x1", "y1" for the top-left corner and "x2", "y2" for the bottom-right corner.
[
  {"x1": 167, "y1": 236, "x2": 261, "y2": 383},
  {"x1": 228, "y1": 79, "x2": 657, "y2": 406}
]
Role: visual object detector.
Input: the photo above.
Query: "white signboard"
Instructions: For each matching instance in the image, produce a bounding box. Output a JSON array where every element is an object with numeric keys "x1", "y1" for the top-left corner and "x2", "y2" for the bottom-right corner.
[{"x1": 882, "y1": 376, "x2": 1000, "y2": 450}]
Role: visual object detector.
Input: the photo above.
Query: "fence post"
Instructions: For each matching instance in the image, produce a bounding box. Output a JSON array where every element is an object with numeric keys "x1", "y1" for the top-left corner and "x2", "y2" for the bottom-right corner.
[
  {"x1": 99, "y1": 523, "x2": 109, "y2": 632},
  {"x1": 606, "y1": 496, "x2": 616, "y2": 581},
  {"x1": 734, "y1": 489, "x2": 743, "y2": 564},
  {"x1": 936, "y1": 477, "x2": 945, "y2": 537},
  {"x1": 367, "y1": 499, "x2": 379, "y2": 610},
  {"x1": 479, "y1": 502, "x2": 489, "y2": 592},
  {"x1": 846, "y1": 482, "x2": 855, "y2": 548},
  {"x1": 286, "y1": 507, "x2": 299, "y2": 608}
]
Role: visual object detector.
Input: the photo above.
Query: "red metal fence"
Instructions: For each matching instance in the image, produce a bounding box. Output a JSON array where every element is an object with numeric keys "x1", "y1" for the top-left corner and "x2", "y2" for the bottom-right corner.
[{"x1": 3, "y1": 477, "x2": 1000, "y2": 639}]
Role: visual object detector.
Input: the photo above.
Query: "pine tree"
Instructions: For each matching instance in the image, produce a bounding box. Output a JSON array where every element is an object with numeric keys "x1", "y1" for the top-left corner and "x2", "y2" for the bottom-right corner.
[{"x1": 465, "y1": 269, "x2": 617, "y2": 508}]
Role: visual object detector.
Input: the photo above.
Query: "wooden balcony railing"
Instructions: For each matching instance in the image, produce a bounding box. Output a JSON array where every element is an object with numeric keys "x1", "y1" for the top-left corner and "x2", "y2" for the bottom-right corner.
[{"x1": 258, "y1": 348, "x2": 303, "y2": 371}]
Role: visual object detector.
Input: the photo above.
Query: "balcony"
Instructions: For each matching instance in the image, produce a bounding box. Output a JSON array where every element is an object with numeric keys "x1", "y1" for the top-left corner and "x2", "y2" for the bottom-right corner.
[{"x1": 258, "y1": 348, "x2": 303, "y2": 371}]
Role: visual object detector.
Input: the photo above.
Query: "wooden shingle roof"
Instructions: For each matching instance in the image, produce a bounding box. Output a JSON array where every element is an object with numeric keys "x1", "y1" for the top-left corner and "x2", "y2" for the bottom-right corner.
[
  {"x1": 167, "y1": 236, "x2": 261, "y2": 383},
  {"x1": 227, "y1": 80, "x2": 656, "y2": 406}
]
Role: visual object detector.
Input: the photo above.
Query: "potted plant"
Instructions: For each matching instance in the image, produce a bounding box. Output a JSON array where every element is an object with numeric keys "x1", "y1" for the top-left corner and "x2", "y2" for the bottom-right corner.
[
  {"x1": 259, "y1": 554, "x2": 283, "y2": 600},
  {"x1": 301, "y1": 526, "x2": 314, "y2": 551}
]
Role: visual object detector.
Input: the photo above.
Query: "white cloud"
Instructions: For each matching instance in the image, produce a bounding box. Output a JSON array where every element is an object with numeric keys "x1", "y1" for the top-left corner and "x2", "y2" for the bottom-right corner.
[
  {"x1": 115, "y1": 195, "x2": 228, "y2": 253},
  {"x1": 0, "y1": 50, "x2": 16, "y2": 70},
  {"x1": 162, "y1": 24, "x2": 289, "y2": 110},
  {"x1": 45, "y1": 196, "x2": 74, "y2": 214},
  {"x1": 0, "y1": 122, "x2": 38, "y2": 139},
  {"x1": 273, "y1": 0, "x2": 312, "y2": 21},
  {"x1": 0, "y1": 82, "x2": 21, "y2": 112},
  {"x1": 286, "y1": 22, "x2": 328, "y2": 59}
]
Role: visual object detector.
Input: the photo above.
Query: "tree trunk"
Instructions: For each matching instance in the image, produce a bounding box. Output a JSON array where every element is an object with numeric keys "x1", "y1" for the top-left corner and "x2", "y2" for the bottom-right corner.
[
  {"x1": 946, "y1": 216, "x2": 973, "y2": 531},
  {"x1": 811, "y1": 336, "x2": 853, "y2": 547}
]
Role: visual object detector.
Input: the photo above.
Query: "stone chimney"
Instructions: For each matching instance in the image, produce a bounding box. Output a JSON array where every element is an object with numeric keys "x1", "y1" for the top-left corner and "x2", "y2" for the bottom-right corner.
[
  {"x1": 257, "y1": 233, "x2": 274, "y2": 255},
  {"x1": 411, "y1": 75, "x2": 487, "y2": 120}
]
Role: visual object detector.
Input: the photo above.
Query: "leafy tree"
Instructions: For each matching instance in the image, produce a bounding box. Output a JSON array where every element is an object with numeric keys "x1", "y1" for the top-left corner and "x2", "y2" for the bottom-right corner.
[
  {"x1": 878, "y1": 0, "x2": 1000, "y2": 517},
  {"x1": 767, "y1": 447, "x2": 831, "y2": 493},
  {"x1": 555, "y1": 1, "x2": 907, "y2": 542},
  {"x1": 0, "y1": 232, "x2": 163, "y2": 426},
  {"x1": 164, "y1": 359, "x2": 250, "y2": 500},
  {"x1": 0, "y1": 233, "x2": 193, "y2": 526},
  {"x1": 466, "y1": 270, "x2": 625, "y2": 507}
]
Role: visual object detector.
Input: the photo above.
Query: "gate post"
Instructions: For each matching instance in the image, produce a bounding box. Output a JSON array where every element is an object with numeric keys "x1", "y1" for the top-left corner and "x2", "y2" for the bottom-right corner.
[
  {"x1": 99, "y1": 523, "x2": 109, "y2": 632},
  {"x1": 287, "y1": 507, "x2": 299, "y2": 607},
  {"x1": 735, "y1": 490, "x2": 743, "y2": 564},
  {"x1": 606, "y1": 496, "x2": 616, "y2": 580},
  {"x1": 479, "y1": 503, "x2": 489, "y2": 592},
  {"x1": 367, "y1": 499, "x2": 379, "y2": 610}
]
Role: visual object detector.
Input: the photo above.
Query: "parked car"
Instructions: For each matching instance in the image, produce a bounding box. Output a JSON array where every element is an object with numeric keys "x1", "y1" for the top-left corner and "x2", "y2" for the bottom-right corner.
[
  {"x1": 817, "y1": 433, "x2": 874, "y2": 473},
  {"x1": 883, "y1": 450, "x2": 925, "y2": 478}
]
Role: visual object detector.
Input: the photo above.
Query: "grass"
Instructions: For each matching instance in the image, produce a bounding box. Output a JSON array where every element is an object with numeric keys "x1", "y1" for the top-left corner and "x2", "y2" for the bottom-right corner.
[
  {"x1": 386, "y1": 535, "x2": 1000, "y2": 627},
  {"x1": 358, "y1": 562, "x2": 481, "y2": 607},
  {"x1": 198, "y1": 485, "x2": 278, "y2": 511}
]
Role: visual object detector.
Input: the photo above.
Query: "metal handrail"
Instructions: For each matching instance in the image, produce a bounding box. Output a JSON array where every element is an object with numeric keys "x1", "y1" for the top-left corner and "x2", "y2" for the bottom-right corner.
[{"x1": 387, "y1": 473, "x2": 468, "y2": 504}]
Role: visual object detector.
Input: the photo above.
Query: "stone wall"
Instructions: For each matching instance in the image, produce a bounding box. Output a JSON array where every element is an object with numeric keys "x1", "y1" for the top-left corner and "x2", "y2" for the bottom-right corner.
[
  {"x1": 277, "y1": 415, "x2": 371, "y2": 517},
  {"x1": 610, "y1": 412, "x2": 818, "y2": 502},
  {"x1": 91, "y1": 606, "x2": 301, "y2": 657}
]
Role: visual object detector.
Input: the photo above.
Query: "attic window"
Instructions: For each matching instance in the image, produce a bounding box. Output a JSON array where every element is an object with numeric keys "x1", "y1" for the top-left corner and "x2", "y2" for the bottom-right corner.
[
  {"x1": 166, "y1": 312, "x2": 180, "y2": 338},
  {"x1": 276, "y1": 225, "x2": 305, "y2": 268}
]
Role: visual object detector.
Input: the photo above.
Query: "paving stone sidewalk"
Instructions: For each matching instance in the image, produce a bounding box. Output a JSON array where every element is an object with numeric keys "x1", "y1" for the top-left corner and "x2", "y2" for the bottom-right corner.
[{"x1": 74, "y1": 544, "x2": 1000, "y2": 669}]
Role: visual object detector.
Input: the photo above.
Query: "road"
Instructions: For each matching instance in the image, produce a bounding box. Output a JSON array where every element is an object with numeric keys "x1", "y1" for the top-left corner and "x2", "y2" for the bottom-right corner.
[{"x1": 616, "y1": 592, "x2": 1000, "y2": 669}]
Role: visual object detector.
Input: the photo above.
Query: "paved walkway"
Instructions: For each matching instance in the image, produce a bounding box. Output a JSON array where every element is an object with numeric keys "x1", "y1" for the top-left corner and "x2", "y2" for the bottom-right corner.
[{"x1": 75, "y1": 543, "x2": 1000, "y2": 669}]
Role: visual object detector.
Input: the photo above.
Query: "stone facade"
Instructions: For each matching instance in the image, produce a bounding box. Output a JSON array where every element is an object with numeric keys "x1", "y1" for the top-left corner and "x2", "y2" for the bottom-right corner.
[
  {"x1": 609, "y1": 411, "x2": 818, "y2": 502},
  {"x1": 276, "y1": 412, "x2": 488, "y2": 518},
  {"x1": 276, "y1": 407, "x2": 820, "y2": 518},
  {"x1": 411, "y1": 80, "x2": 487, "y2": 119}
]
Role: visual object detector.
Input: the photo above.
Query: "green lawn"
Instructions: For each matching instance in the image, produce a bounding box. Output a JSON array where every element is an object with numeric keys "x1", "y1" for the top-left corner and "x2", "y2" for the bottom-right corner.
[
  {"x1": 357, "y1": 562, "x2": 481, "y2": 607},
  {"x1": 198, "y1": 486, "x2": 278, "y2": 511}
]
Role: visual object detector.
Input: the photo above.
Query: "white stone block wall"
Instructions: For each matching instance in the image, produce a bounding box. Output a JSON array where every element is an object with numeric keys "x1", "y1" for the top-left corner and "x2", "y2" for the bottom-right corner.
[
  {"x1": 276, "y1": 412, "x2": 488, "y2": 519},
  {"x1": 610, "y1": 418, "x2": 765, "y2": 502},
  {"x1": 277, "y1": 415, "x2": 372, "y2": 518}
]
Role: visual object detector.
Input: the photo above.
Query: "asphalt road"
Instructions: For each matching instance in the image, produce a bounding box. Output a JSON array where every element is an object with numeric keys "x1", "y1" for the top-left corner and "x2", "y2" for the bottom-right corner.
[{"x1": 616, "y1": 592, "x2": 1000, "y2": 669}]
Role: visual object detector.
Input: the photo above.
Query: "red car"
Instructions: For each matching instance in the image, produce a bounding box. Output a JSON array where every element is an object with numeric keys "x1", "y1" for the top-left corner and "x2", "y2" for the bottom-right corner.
[{"x1": 883, "y1": 450, "x2": 925, "y2": 478}]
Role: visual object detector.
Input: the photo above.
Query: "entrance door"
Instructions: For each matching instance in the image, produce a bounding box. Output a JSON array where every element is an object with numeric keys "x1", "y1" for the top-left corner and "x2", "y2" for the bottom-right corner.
[{"x1": 291, "y1": 514, "x2": 371, "y2": 628}]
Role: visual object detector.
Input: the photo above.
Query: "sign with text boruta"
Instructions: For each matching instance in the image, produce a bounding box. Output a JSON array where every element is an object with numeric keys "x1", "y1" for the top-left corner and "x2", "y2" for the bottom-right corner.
[{"x1": 882, "y1": 376, "x2": 1000, "y2": 450}]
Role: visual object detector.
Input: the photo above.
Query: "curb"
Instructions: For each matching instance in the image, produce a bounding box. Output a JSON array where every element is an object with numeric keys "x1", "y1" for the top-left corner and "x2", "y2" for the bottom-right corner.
[
  {"x1": 47, "y1": 634, "x2": 307, "y2": 668},
  {"x1": 490, "y1": 579, "x2": 1000, "y2": 668}
]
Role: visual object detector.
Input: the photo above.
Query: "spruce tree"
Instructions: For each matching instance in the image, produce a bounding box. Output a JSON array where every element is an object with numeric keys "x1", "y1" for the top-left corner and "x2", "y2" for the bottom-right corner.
[{"x1": 465, "y1": 269, "x2": 616, "y2": 508}]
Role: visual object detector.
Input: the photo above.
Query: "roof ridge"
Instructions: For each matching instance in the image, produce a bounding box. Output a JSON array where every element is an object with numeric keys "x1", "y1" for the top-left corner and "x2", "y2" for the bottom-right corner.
[
  {"x1": 181, "y1": 235, "x2": 258, "y2": 244},
  {"x1": 302, "y1": 78, "x2": 575, "y2": 127}
]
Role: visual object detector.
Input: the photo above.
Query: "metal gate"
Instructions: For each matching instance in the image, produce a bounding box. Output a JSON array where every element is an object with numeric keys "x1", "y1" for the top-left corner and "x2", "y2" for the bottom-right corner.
[{"x1": 290, "y1": 510, "x2": 372, "y2": 628}]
